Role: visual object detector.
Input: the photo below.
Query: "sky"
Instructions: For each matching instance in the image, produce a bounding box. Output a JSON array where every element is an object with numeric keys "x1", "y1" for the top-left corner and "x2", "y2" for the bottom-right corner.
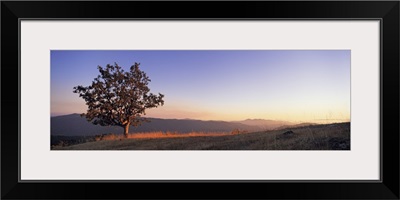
[{"x1": 51, "y1": 50, "x2": 350, "y2": 123}]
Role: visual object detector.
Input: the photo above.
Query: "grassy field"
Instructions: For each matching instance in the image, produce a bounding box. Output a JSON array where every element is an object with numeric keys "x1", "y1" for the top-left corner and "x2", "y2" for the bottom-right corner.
[{"x1": 53, "y1": 122, "x2": 350, "y2": 150}]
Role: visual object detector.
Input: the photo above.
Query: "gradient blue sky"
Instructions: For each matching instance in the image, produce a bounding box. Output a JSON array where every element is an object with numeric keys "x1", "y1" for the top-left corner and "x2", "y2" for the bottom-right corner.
[{"x1": 51, "y1": 50, "x2": 350, "y2": 123}]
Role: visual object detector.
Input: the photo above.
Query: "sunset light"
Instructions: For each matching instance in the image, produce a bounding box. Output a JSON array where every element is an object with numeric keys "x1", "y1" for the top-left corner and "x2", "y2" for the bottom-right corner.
[{"x1": 51, "y1": 50, "x2": 350, "y2": 124}]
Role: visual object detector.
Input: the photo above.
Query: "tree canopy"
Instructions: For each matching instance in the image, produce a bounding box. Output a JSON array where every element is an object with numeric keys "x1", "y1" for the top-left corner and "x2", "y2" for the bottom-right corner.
[{"x1": 73, "y1": 62, "x2": 164, "y2": 137}]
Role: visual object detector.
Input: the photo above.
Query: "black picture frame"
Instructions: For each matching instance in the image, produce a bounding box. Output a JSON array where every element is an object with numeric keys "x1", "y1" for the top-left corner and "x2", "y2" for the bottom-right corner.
[{"x1": 1, "y1": 1, "x2": 399, "y2": 199}]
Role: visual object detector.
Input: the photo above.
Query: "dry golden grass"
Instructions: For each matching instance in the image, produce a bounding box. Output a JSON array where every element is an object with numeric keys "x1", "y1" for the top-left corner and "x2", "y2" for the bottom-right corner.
[
  {"x1": 126, "y1": 131, "x2": 232, "y2": 139},
  {"x1": 53, "y1": 122, "x2": 350, "y2": 150},
  {"x1": 90, "y1": 131, "x2": 233, "y2": 142},
  {"x1": 91, "y1": 131, "x2": 247, "y2": 141}
]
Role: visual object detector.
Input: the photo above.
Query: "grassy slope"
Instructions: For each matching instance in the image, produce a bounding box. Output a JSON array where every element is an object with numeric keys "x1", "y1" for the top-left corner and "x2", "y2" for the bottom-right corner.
[{"x1": 53, "y1": 122, "x2": 350, "y2": 150}]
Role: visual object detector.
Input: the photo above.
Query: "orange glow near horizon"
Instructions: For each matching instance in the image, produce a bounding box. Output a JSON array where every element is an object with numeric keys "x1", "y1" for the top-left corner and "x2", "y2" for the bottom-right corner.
[
  {"x1": 51, "y1": 94, "x2": 350, "y2": 124},
  {"x1": 144, "y1": 100, "x2": 350, "y2": 124}
]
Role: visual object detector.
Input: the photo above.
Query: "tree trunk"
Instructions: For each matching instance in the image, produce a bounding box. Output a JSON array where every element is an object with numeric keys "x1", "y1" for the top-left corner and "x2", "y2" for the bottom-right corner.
[{"x1": 124, "y1": 124, "x2": 130, "y2": 138}]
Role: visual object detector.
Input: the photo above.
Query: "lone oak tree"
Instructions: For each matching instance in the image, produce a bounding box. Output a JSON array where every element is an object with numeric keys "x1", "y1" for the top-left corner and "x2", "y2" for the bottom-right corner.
[{"x1": 73, "y1": 62, "x2": 164, "y2": 138}]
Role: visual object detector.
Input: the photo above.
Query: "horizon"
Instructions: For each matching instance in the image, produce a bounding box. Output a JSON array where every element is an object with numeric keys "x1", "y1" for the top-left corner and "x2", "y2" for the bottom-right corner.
[
  {"x1": 51, "y1": 50, "x2": 350, "y2": 123},
  {"x1": 50, "y1": 112, "x2": 350, "y2": 124}
]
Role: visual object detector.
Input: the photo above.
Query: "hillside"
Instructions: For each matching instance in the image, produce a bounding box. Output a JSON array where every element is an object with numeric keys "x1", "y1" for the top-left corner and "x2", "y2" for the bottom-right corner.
[
  {"x1": 53, "y1": 122, "x2": 350, "y2": 150},
  {"x1": 235, "y1": 119, "x2": 295, "y2": 130},
  {"x1": 274, "y1": 122, "x2": 319, "y2": 130},
  {"x1": 51, "y1": 114, "x2": 267, "y2": 136}
]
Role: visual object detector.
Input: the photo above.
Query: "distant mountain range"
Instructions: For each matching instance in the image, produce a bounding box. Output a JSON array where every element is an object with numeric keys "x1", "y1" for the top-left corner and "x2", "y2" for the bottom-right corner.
[
  {"x1": 233, "y1": 119, "x2": 296, "y2": 130},
  {"x1": 273, "y1": 122, "x2": 319, "y2": 130},
  {"x1": 51, "y1": 114, "x2": 301, "y2": 136}
]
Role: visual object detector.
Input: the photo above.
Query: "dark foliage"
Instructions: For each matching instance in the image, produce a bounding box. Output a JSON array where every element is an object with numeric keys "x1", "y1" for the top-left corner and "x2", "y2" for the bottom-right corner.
[{"x1": 73, "y1": 62, "x2": 164, "y2": 137}]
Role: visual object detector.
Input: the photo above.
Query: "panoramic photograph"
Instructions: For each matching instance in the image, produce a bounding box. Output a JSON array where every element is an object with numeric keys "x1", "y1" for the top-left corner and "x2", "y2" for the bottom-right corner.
[{"x1": 51, "y1": 50, "x2": 350, "y2": 150}]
